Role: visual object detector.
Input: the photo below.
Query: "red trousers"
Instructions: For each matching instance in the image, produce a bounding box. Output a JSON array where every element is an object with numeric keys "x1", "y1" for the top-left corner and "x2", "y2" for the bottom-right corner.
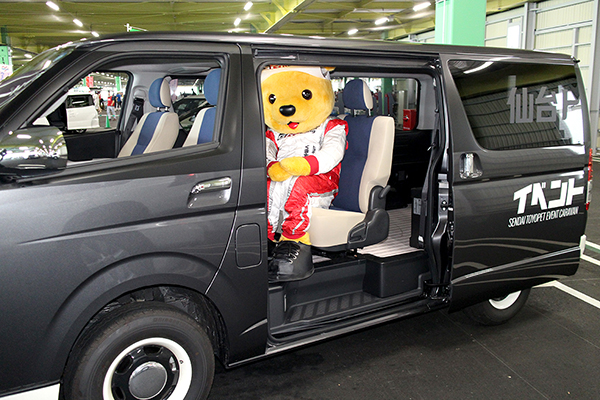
[{"x1": 267, "y1": 170, "x2": 339, "y2": 241}]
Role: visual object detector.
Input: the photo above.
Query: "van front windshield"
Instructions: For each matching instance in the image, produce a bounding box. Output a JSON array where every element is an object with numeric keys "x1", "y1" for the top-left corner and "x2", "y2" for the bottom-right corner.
[{"x1": 0, "y1": 46, "x2": 74, "y2": 111}]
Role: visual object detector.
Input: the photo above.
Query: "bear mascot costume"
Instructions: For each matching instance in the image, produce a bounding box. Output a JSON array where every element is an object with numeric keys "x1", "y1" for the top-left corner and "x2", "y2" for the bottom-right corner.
[{"x1": 262, "y1": 66, "x2": 348, "y2": 282}]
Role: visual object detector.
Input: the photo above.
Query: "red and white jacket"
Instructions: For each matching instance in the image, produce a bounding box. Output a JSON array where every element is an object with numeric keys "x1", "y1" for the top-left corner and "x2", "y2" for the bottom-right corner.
[{"x1": 266, "y1": 117, "x2": 348, "y2": 177}]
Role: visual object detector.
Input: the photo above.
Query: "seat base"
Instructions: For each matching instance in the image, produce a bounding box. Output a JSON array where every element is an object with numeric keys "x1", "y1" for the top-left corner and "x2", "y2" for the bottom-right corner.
[
  {"x1": 309, "y1": 207, "x2": 365, "y2": 248},
  {"x1": 309, "y1": 207, "x2": 389, "y2": 251}
]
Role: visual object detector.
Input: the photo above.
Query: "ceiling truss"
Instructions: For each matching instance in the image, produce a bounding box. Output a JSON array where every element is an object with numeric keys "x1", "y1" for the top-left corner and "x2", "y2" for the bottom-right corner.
[{"x1": 0, "y1": 0, "x2": 531, "y2": 67}]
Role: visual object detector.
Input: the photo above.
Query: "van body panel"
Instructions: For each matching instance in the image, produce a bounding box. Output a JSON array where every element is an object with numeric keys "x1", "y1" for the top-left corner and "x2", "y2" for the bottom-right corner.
[
  {"x1": 0, "y1": 41, "x2": 245, "y2": 394},
  {"x1": 450, "y1": 247, "x2": 580, "y2": 310},
  {"x1": 441, "y1": 54, "x2": 590, "y2": 310},
  {"x1": 0, "y1": 171, "x2": 240, "y2": 390}
]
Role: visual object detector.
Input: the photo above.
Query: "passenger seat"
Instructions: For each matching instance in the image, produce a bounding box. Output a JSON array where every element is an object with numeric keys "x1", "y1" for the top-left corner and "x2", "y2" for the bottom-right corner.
[
  {"x1": 309, "y1": 79, "x2": 395, "y2": 250},
  {"x1": 183, "y1": 69, "x2": 221, "y2": 146},
  {"x1": 118, "y1": 77, "x2": 179, "y2": 157}
]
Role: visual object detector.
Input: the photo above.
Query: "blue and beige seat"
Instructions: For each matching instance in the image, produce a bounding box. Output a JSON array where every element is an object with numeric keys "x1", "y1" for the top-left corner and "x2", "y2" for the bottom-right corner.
[
  {"x1": 309, "y1": 79, "x2": 395, "y2": 251},
  {"x1": 183, "y1": 69, "x2": 221, "y2": 146},
  {"x1": 118, "y1": 77, "x2": 179, "y2": 157}
]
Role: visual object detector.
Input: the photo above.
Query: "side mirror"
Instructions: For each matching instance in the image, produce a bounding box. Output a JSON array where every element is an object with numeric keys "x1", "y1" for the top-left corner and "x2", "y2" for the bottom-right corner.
[{"x1": 0, "y1": 126, "x2": 67, "y2": 172}]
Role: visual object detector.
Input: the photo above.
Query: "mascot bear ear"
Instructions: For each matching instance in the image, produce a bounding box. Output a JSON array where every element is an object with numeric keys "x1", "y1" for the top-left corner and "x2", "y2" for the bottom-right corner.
[{"x1": 319, "y1": 67, "x2": 332, "y2": 79}]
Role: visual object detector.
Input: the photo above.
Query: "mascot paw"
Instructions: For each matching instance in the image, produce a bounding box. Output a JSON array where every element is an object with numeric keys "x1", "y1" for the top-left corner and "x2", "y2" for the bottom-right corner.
[
  {"x1": 279, "y1": 157, "x2": 311, "y2": 176},
  {"x1": 268, "y1": 162, "x2": 292, "y2": 182}
]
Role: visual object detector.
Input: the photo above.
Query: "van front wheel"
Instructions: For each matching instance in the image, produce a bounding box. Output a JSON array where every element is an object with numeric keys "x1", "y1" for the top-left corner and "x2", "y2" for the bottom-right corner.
[
  {"x1": 63, "y1": 302, "x2": 214, "y2": 400},
  {"x1": 462, "y1": 289, "x2": 531, "y2": 326}
]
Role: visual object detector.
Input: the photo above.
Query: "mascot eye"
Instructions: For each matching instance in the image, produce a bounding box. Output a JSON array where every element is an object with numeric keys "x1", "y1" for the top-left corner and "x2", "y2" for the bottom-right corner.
[
  {"x1": 302, "y1": 90, "x2": 312, "y2": 100},
  {"x1": 269, "y1": 94, "x2": 276, "y2": 104}
]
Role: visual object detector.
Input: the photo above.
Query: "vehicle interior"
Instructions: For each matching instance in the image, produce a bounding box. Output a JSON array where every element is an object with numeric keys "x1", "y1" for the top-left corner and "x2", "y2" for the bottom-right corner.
[
  {"x1": 29, "y1": 58, "x2": 222, "y2": 163},
  {"x1": 267, "y1": 66, "x2": 441, "y2": 340}
]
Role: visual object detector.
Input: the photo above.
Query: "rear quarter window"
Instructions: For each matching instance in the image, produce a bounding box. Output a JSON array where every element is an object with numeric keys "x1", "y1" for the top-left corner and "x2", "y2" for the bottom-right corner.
[{"x1": 448, "y1": 60, "x2": 584, "y2": 150}]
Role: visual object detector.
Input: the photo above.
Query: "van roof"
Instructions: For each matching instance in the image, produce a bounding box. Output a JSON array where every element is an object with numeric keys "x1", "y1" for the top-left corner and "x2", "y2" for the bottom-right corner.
[{"x1": 77, "y1": 31, "x2": 575, "y2": 64}]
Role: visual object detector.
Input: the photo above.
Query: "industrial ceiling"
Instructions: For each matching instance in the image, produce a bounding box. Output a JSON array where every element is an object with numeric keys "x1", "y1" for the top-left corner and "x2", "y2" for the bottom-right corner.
[{"x1": 1, "y1": 0, "x2": 529, "y2": 68}]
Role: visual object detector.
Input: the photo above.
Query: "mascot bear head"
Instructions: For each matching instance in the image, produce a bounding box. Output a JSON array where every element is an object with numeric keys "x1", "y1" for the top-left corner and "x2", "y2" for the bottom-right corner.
[{"x1": 261, "y1": 66, "x2": 334, "y2": 134}]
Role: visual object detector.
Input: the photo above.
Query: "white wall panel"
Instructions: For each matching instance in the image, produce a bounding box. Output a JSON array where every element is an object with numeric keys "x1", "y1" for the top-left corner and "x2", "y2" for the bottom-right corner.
[
  {"x1": 485, "y1": 38, "x2": 507, "y2": 47},
  {"x1": 536, "y1": 0, "x2": 594, "y2": 28},
  {"x1": 533, "y1": 0, "x2": 594, "y2": 93},
  {"x1": 577, "y1": 45, "x2": 591, "y2": 69},
  {"x1": 484, "y1": 7, "x2": 524, "y2": 48},
  {"x1": 535, "y1": 31, "x2": 575, "y2": 48},
  {"x1": 486, "y1": 20, "x2": 508, "y2": 38}
]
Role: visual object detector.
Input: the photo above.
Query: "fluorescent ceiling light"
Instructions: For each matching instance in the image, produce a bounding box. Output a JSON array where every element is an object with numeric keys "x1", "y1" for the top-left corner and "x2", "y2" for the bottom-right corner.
[
  {"x1": 374, "y1": 17, "x2": 388, "y2": 25},
  {"x1": 348, "y1": 28, "x2": 358, "y2": 35},
  {"x1": 413, "y1": 2, "x2": 431, "y2": 12},
  {"x1": 244, "y1": 2, "x2": 253, "y2": 11},
  {"x1": 46, "y1": 1, "x2": 59, "y2": 11},
  {"x1": 464, "y1": 61, "x2": 493, "y2": 74},
  {"x1": 234, "y1": 17, "x2": 241, "y2": 26},
  {"x1": 73, "y1": 19, "x2": 83, "y2": 27},
  {"x1": 91, "y1": 31, "x2": 99, "y2": 37}
]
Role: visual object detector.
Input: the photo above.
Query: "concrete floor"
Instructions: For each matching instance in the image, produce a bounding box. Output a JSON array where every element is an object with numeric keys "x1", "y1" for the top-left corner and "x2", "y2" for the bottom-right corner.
[{"x1": 208, "y1": 162, "x2": 600, "y2": 400}]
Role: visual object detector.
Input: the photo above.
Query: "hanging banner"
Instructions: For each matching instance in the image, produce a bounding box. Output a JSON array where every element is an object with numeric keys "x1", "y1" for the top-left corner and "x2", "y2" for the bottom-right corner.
[
  {"x1": 0, "y1": 64, "x2": 11, "y2": 81},
  {"x1": 0, "y1": 45, "x2": 12, "y2": 81},
  {"x1": 115, "y1": 76, "x2": 121, "y2": 91}
]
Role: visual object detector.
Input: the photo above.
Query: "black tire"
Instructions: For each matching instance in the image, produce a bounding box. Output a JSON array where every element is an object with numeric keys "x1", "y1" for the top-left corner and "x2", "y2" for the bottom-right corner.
[
  {"x1": 462, "y1": 289, "x2": 531, "y2": 326},
  {"x1": 63, "y1": 302, "x2": 214, "y2": 400}
]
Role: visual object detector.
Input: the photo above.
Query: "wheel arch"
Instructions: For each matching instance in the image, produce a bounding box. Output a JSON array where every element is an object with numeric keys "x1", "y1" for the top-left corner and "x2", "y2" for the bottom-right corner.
[{"x1": 39, "y1": 253, "x2": 229, "y2": 386}]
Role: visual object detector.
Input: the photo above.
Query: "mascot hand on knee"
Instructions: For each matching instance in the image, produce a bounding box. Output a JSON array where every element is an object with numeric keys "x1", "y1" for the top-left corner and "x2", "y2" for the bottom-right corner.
[{"x1": 262, "y1": 65, "x2": 348, "y2": 282}]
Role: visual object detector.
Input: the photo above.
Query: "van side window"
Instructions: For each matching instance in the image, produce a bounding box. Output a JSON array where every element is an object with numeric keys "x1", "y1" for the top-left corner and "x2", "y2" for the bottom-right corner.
[
  {"x1": 5, "y1": 59, "x2": 224, "y2": 171},
  {"x1": 449, "y1": 61, "x2": 584, "y2": 150},
  {"x1": 332, "y1": 77, "x2": 420, "y2": 130}
]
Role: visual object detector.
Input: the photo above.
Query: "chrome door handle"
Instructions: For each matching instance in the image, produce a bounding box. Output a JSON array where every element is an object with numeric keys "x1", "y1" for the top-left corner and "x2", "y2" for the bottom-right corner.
[
  {"x1": 190, "y1": 177, "x2": 232, "y2": 194},
  {"x1": 460, "y1": 153, "x2": 482, "y2": 179}
]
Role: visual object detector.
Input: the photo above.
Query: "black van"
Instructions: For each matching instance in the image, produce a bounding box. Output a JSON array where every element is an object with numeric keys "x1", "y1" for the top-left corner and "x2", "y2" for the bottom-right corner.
[{"x1": 0, "y1": 33, "x2": 591, "y2": 400}]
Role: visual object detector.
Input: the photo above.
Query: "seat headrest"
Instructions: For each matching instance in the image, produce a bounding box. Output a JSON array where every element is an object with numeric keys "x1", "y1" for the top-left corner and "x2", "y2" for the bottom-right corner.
[
  {"x1": 204, "y1": 69, "x2": 221, "y2": 106},
  {"x1": 149, "y1": 78, "x2": 172, "y2": 109},
  {"x1": 342, "y1": 79, "x2": 373, "y2": 111}
]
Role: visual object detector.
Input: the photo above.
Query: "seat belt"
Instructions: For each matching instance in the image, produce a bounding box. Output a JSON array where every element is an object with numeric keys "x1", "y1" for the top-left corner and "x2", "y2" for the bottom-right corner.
[
  {"x1": 121, "y1": 97, "x2": 145, "y2": 146},
  {"x1": 418, "y1": 110, "x2": 440, "y2": 248}
]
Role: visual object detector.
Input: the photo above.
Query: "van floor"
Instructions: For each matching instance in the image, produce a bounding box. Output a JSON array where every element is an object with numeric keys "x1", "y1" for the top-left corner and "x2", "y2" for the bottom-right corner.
[
  {"x1": 359, "y1": 207, "x2": 416, "y2": 258},
  {"x1": 270, "y1": 206, "x2": 427, "y2": 337},
  {"x1": 313, "y1": 206, "x2": 417, "y2": 263}
]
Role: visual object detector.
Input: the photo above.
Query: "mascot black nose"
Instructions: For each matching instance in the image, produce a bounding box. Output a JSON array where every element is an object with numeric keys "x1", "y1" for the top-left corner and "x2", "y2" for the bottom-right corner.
[{"x1": 279, "y1": 105, "x2": 296, "y2": 117}]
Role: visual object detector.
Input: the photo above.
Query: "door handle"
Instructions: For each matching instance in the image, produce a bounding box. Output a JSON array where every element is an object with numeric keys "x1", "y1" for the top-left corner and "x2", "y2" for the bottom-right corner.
[
  {"x1": 190, "y1": 177, "x2": 232, "y2": 194},
  {"x1": 460, "y1": 153, "x2": 483, "y2": 179},
  {"x1": 188, "y1": 177, "x2": 232, "y2": 208}
]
